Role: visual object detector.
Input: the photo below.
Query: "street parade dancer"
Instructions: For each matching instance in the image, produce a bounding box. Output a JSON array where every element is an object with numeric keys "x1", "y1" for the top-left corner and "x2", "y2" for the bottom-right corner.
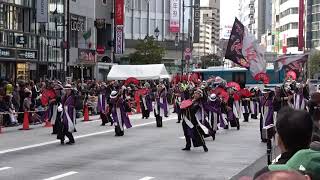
[
  {"x1": 154, "y1": 83, "x2": 168, "y2": 127},
  {"x1": 249, "y1": 87, "x2": 260, "y2": 119},
  {"x1": 110, "y1": 90, "x2": 132, "y2": 136},
  {"x1": 58, "y1": 84, "x2": 76, "y2": 145},
  {"x1": 174, "y1": 84, "x2": 184, "y2": 123},
  {"x1": 190, "y1": 89, "x2": 215, "y2": 141},
  {"x1": 260, "y1": 88, "x2": 274, "y2": 143},
  {"x1": 241, "y1": 90, "x2": 251, "y2": 122},
  {"x1": 204, "y1": 93, "x2": 226, "y2": 141},
  {"x1": 180, "y1": 93, "x2": 208, "y2": 152},
  {"x1": 98, "y1": 82, "x2": 108, "y2": 126},
  {"x1": 226, "y1": 88, "x2": 240, "y2": 130},
  {"x1": 140, "y1": 82, "x2": 153, "y2": 119},
  {"x1": 289, "y1": 83, "x2": 308, "y2": 111},
  {"x1": 51, "y1": 82, "x2": 63, "y2": 134}
]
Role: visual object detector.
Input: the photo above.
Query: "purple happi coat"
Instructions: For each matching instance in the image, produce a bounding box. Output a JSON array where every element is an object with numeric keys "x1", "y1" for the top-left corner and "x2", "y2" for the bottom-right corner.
[
  {"x1": 292, "y1": 93, "x2": 306, "y2": 110},
  {"x1": 111, "y1": 98, "x2": 132, "y2": 131},
  {"x1": 97, "y1": 89, "x2": 106, "y2": 113},
  {"x1": 204, "y1": 99, "x2": 226, "y2": 128},
  {"x1": 141, "y1": 90, "x2": 153, "y2": 112},
  {"x1": 260, "y1": 96, "x2": 274, "y2": 127},
  {"x1": 62, "y1": 94, "x2": 76, "y2": 133},
  {"x1": 155, "y1": 89, "x2": 168, "y2": 117}
]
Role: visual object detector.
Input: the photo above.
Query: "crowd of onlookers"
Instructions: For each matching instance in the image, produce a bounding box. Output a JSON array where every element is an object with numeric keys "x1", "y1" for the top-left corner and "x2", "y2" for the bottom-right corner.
[{"x1": 0, "y1": 79, "x2": 173, "y2": 127}]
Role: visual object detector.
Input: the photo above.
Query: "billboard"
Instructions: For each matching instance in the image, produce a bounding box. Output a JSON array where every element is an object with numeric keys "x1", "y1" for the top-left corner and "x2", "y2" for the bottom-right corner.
[
  {"x1": 193, "y1": 0, "x2": 200, "y2": 43},
  {"x1": 115, "y1": 0, "x2": 124, "y2": 54},
  {"x1": 170, "y1": 0, "x2": 180, "y2": 33},
  {"x1": 36, "y1": 0, "x2": 48, "y2": 23}
]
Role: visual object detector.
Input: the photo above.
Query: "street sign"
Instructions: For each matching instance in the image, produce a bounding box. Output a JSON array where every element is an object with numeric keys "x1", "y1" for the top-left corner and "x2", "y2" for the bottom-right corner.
[
  {"x1": 16, "y1": 36, "x2": 27, "y2": 45},
  {"x1": 184, "y1": 48, "x2": 192, "y2": 60}
]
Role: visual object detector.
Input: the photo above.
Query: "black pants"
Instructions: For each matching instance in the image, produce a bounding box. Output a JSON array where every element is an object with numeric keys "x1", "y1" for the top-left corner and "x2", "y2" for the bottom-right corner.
[
  {"x1": 142, "y1": 108, "x2": 150, "y2": 118},
  {"x1": 243, "y1": 113, "x2": 249, "y2": 122},
  {"x1": 58, "y1": 128, "x2": 75, "y2": 143}
]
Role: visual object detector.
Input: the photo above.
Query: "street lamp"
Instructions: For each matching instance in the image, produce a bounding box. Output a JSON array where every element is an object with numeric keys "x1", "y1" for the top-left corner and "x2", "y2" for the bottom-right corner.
[{"x1": 154, "y1": 27, "x2": 160, "y2": 40}]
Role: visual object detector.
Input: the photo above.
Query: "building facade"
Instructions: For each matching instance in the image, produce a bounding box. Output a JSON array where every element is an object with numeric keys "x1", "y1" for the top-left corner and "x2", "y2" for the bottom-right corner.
[
  {"x1": 306, "y1": 0, "x2": 320, "y2": 50},
  {"x1": 0, "y1": 0, "x2": 65, "y2": 81},
  {"x1": 239, "y1": 0, "x2": 272, "y2": 43}
]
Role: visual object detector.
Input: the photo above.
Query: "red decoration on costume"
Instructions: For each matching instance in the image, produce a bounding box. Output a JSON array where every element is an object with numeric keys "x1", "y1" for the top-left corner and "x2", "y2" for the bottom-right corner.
[
  {"x1": 286, "y1": 70, "x2": 297, "y2": 80},
  {"x1": 125, "y1": 77, "x2": 139, "y2": 86},
  {"x1": 227, "y1": 82, "x2": 241, "y2": 91}
]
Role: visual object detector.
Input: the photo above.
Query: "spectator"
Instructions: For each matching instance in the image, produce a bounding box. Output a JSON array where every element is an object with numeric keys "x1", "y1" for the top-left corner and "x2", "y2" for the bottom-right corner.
[
  {"x1": 254, "y1": 107, "x2": 313, "y2": 179},
  {"x1": 255, "y1": 170, "x2": 310, "y2": 180},
  {"x1": 266, "y1": 141, "x2": 320, "y2": 180}
]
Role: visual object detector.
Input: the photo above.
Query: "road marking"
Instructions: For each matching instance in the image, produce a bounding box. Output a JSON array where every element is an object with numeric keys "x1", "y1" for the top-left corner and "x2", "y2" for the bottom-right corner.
[
  {"x1": 0, "y1": 167, "x2": 12, "y2": 171},
  {"x1": 179, "y1": 136, "x2": 185, "y2": 139},
  {"x1": 139, "y1": 176, "x2": 155, "y2": 180},
  {"x1": 43, "y1": 171, "x2": 78, "y2": 180},
  {"x1": 0, "y1": 117, "x2": 176, "y2": 155}
]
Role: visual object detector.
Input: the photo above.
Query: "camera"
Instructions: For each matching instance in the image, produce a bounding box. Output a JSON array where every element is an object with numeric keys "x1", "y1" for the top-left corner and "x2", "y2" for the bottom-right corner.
[{"x1": 262, "y1": 124, "x2": 276, "y2": 140}]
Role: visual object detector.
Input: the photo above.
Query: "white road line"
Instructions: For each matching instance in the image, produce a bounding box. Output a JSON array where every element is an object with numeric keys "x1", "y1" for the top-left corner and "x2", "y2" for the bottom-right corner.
[
  {"x1": 139, "y1": 176, "x2": 155, "y2": 180},
  {"x1": 43, "y1": 171, "x2": 78, "y2": 180},
  {"x1": 179, "y1": 136, "x2": 185, "y2": 139},
  {"x1": 0, "y1": 167, "x2": 12, "y2": 171},
  {"x1": 0, "y1": 117, "x2": 176, "y2": 155}
]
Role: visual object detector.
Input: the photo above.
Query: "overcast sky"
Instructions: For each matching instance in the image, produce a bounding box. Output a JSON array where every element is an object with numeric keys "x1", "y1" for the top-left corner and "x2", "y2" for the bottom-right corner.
[{"x1": 220, "y1": 0, "x2": 239, "y2": 28}]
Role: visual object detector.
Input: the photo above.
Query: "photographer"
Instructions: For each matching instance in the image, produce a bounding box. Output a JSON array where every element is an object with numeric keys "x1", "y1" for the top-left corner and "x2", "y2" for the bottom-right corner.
[{"x1": 254, "y1": 107, "x2": 313, "y2": 179}]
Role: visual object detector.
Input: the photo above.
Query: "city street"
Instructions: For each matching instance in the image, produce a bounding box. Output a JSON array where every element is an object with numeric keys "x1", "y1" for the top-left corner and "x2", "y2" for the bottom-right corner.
[{"x1": 0, "y1": 113, "x2": 268, "y2": 180}]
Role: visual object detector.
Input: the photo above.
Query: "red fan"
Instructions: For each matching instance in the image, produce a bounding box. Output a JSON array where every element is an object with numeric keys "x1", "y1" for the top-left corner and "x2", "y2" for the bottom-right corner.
[
  {"x1": 180, "y1": 99, "x2": 193, "y2": 109},
  {"x1": 286, "y1": 70, "x2": 297, "y2": 80},
  {"x1": 227, "y1": 82, "x2": 241, "y2": 91},
  {"x1": 189, "y1": 73, "x2": 199, "y2": 83},
  {"x1": 125, "y1": 77, "x2": 139, "y2": 86},
  {"x1": 212, "y1": 87, "x2": 229, "y2": 103},
  {"x1": 254, "y1": 73, "x2": 270, "y2": 84},
  {"x1": 239, "y1": 88, "x2": 251, "y2": 97},
  {"x1": 136, "y1": 88, "x2": 149, "y2": 96},
  {"x1": 233, "y1": 93, "x2": 240, "y2": 101},
  {"x1": 41, "y1": 89, "x2": 56, "y2": 106}
]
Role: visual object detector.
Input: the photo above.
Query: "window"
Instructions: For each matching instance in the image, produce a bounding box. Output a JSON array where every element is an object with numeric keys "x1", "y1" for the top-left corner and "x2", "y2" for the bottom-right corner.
[{"x1": 287, "y1": 37, "x2": 298, "y2": 47}]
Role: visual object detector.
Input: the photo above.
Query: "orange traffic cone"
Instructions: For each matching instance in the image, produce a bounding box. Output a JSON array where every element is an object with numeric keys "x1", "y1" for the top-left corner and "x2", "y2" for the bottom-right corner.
[
  {"x1": 44, "y1": 119, "x2": 52, "y2": 128},
  {"x1": 19, "y1": 111, "x2": 30, "y2": 130},
  {"x1": 83, "y1": 105, "x2": 90, "y2": 122}
]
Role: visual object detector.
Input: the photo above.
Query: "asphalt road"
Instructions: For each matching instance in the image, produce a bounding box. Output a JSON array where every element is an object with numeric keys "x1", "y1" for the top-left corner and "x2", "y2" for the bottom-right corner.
[{"x1": 0, "y1": 112, "x2": 269, "y2": 180}]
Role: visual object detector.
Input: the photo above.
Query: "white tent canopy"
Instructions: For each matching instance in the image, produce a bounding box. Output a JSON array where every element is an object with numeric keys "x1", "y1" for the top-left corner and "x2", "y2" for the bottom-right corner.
[{"x1": 107, "y1": 64, "x2": 171, "y2": 80}]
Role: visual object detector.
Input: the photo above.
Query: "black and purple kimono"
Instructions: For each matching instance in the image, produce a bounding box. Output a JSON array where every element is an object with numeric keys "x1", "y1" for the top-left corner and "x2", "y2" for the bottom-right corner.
[
  {"x1": 181, "y1": 103, "x2": 206, "y2": 148},
  {"x1": 260, "y1": 96, "x2": 274, "y2": 141},
  {"x1": 140, "y1": 90, "x2": 153, "y2": 119},
  {"x1": 290, "y1": 92, "x2": 307, "y2": 110},
  {"x1": 61, "y1": 94, "x2": 76, "y2": 133},
  {"x1": 204, "y1": 98, "x2": 227, "y2": 130},
  {"x1": 194, "y1": 101, "x2": 216, "y2": 139},
  {"x1": 154, "y1": 88, "x2": 168, "y2": 118},
  {"x1": 111, "y1": 98, "x2": 132, "y2": 135}
]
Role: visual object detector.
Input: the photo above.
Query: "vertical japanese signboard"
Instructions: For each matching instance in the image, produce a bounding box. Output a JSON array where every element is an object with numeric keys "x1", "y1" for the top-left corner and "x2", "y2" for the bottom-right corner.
[
  {"x1": 298, "y1": 0, "x2": 304, "y2": 51},
  {"x1": 170, "y1": 0, "x2": 180, "y2": 32},
  {"x1": 115, "y1": 0, "x2": 124, "y2": 54},
  {"x1": 37, "y1": 0, "x2": 48, "y2": 23},
  {"x1": 194, "y1": 0, "x2": 200, "y2": 43}
]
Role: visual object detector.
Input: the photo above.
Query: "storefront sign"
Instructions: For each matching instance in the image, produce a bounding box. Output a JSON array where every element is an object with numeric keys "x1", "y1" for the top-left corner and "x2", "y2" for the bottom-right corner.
[
  {"x1": 169, "y1": 0, "x2": 180, "y2": 32},
  {"x1": 194, "y1": 0, "x2": 200, "y2": 43},
  {"x1": 16, "y1": 36, "x2": 27, "y2": 45},
  {"x1": 115, "y1": 26, "x2": 124, "y2": 54},
  {"x1": 115, "y1": 0, "x2": 124, "y2": 25},
  {"x1": 78, "y1": 49, "x2": 96, "y2": 63},
  {"x1": 17, "y1": 50, "x2": 37, "y2": 60},
  {"x1": 71, "y1": 14, "x2": 85, "y2": 32},
  {"x1": 0, "y1": 48, "x2": 15, "y2": 59},
  {"x1": 37, "y1": 0, "x2": 48, "y2": 23}
]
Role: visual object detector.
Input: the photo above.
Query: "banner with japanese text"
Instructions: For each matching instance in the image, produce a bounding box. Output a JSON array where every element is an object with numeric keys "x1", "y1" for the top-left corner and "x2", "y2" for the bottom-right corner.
[{"x1": 170, "y1": 0, "x2": 180, "y2": 32}]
